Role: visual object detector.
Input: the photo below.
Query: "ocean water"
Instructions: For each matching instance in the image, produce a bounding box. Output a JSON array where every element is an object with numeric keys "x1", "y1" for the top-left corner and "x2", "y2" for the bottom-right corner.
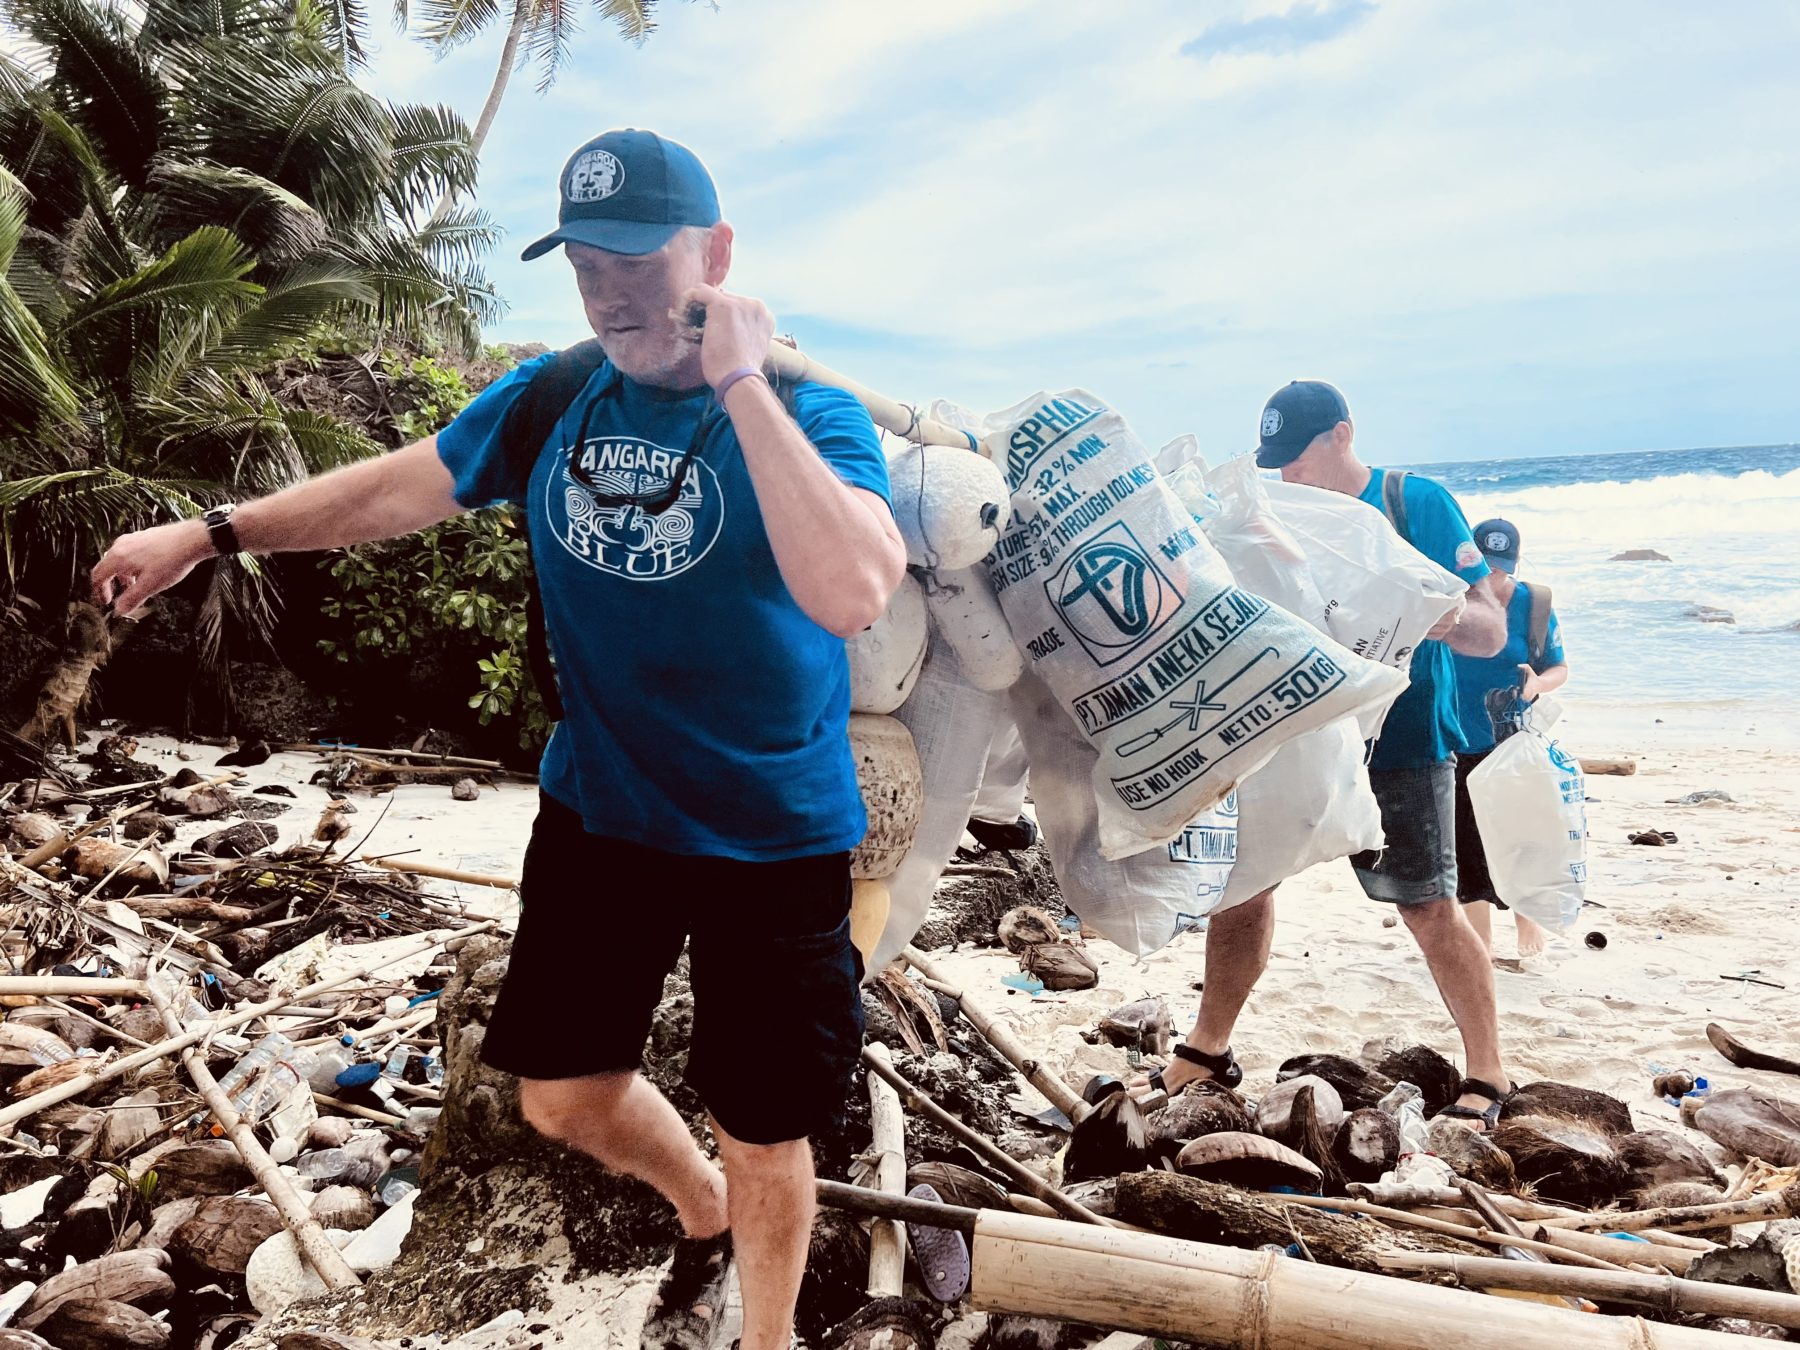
[{"x1": 1402, "y1": 444, "x2": 1800, "y2": 709}]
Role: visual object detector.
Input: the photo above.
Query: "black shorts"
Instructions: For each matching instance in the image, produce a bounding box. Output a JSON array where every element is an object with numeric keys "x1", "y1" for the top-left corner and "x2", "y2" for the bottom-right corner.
[
  {"x1": 481, "y1": 793, "x2": 864, "y2": 1145},
  {"x1": 1452, "y1": 748, "x2": 1505, "y2": 907},
  {"x1": 1351, "y1": 759, "x2": 1459, "y2": 905}
]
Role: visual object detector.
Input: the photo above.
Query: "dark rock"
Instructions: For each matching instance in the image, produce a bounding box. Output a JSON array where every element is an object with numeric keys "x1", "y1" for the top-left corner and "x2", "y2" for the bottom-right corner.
[
  {"x1": 1687, "y1": 1232, "x2": 1790, "y2": 1293},
  {"x1": 216, "y1": 739, "x2": 272, "y2": 768},
  {"x1": 192, "y1": 822, "x2": 279, "y2": 858},
  {"x1": 225, "y1": 662, "x2": 332, "y2": 743},
  {"x1": 121, "y1": 812, "x2": 177, "y2": 843},
  {"x1": 254, "y1": 784, "x2": 298, "y2": 797},
  {"x1": 1610, "y1": 549, "x2": 1671, "y2": 562},
  {"x1": 1683, "y1": 604, "x2": 1736, "y2": 625}
]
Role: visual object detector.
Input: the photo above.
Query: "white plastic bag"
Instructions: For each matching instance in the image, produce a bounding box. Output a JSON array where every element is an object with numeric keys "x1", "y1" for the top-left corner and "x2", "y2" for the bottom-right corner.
[
  {"x1": 982, "y1": 390, "x2": 1406, "y2": 859},
  {"x1": 1009, "y1": 669, "x2": 1237, "y2": 957},
  {"x1": 1262, "y1": 476, "x2": 1467, "y2": 670},
  {"x1": 1465, "y1": 698, "x2": 1587, "y2": 933},
  {"x1": 869, "y1": 640, "x2": 1009, "y2": 972}
]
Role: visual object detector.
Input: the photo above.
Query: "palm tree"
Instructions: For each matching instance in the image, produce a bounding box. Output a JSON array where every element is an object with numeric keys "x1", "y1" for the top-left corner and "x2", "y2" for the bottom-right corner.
[
  {"x1": 398, "y1": 0, "x2": 659, "y2": 222},
  {"x1": 0, "y1": 0, "x2": 504, "y2": 715}
]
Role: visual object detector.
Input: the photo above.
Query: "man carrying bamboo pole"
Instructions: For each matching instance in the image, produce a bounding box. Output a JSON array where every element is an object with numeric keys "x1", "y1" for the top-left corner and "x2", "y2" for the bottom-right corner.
[{"x1": 90, "y1": 128, "x2": 907, "y2": 1350}]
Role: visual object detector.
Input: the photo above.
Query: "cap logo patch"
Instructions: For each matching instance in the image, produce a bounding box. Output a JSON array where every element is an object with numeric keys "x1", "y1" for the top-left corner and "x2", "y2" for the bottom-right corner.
[
  {"x1": 1260, "y1": 408, "x2": 1283, "y2": 438},
  {"x1": 1483, "y1": 530, "x2": 1512, "y2": 552},
  {"x1": 1455, "y1": 541, "x2": 1483, "y2": 570},
  {"x1": 567, "y1": 149, "x2": 624, "y2": 203}
]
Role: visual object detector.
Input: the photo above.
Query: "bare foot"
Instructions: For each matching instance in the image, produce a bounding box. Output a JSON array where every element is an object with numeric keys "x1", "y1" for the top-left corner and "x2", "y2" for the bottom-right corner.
[{"x1": 1516, "y1": 914, "x2": 1550, "y2": 958}]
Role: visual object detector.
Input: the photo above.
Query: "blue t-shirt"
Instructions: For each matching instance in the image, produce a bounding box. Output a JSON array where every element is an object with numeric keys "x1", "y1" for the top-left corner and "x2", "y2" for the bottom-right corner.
[
  {"x1": 437, "y1": 353, "x2": 892, "y2": 860},
  {"x1": 1453, "y1": 581, "x2": 1565, "y2": 754},
  {"x1": 1358, "y1": 468, "x2": 1490, "y2": 770}
]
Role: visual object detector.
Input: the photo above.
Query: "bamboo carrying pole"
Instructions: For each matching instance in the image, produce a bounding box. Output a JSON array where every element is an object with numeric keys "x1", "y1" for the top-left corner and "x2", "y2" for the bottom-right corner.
[
  {"x1": 1378, "y1": 1250, "x2": 1800, "y2": 1329},
  {"x1": 900, "y1": 946, "x2": 1091, "y2": 1126},
  {"x1": 858, "y1": 1046, "x2": 1104, "y2": 1227},
  {"x1": 968, "y1": 1209, "x2": 1752, "y2": 1350},
  {"x1": 145, "y1": 980, "x2": 360, "y2": 1291},
  {"x1": 0, "y1": 920, "x2": 497, "y2": 1132},
  {"x1": 1536, "y1": 1181, "x2": 1800, "y2": 1235},
  {"x1": 764, "y1": 346, "x2": 979, "y2": 454},
  {"x1": 864, "y1": 1042, "x2": 907, "y2": 1298}
]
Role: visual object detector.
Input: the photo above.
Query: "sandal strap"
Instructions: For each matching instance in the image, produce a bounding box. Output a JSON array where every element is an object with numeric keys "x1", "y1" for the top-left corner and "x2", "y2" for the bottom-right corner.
[
  {"x1": 1173, "y1": 1044, "x2": 1236, "y2": 1075},
  {"x1": 1458, "y1": 1076, "x2": 1512, "y2": 1105}
]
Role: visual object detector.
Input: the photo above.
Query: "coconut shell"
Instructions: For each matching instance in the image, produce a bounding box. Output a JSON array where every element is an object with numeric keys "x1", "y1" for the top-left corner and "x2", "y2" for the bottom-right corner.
[
  {"x1": 905, "y1": 1161, "x2": 1008, "y2": 1212},
  {"x1": 1363, "y1": 1042, "x2": 1461, "y2": 1116},
  {"x1": 1288, "y1": 1083, "x2": 1348, "y2": 1194},
  {"x1": 1147, "y1": 1080, "x2": 1255, "y2": 1146},
  {"x1": 1635, "y1": 1182, "x2": 1733, "y2": 1244},
  {"x1": 152, "y1": 1140, "x2": 253, "y2": 1201},
  {"x1": 1619, "y1": 1129, "x2": 1725, "y2": 1192},
  {"x1": 97, "y1": 1088, "x2": 162, "y2": 1162},
  {"x1": 1256, "y1": 1075, "x2": 1345, "y2": 1148},
  {"x1": 1277, "y1": 1054, "x2": 1397, "y2": 1113},
  {"x1": 309, "y1": 1186, "x2": 377, "y2": 1232},
  {"x1": 1501, "y1": 1081, "x2": 1634, "y2": 1137},
  {"x1": 1064, "y1": 1087, "x2": 1148, "y2": 1182},
  {"x1": 68, "y1": 837, "x2": 169, "y2": 886},
  {"x1": 1176, "y1": 1132, "x2": 1322, "y2": 1193},
  {"x1": 34, "y1": 1298, "x2": 170, "y2": 1350},
  {"x1": 1020, "y1": 943, "x2": 1099, "y2": 991},
  {"x1": 1692, "y1": 1087, "x2": 1800, "y2": 1167},
  {"x1": 1331, "y1": 1108, "x2": 1399, "y2": 1185},
  {"x1": 998, "y1": 906, "x2": 1062, "y2": 954},
  {"x1": 1425, "y1": 1116, "x2": 1519, "y2": 1192},
  {"x1": 135, "y1": 1198, "x2": 204, "y2": 1254},
  {"x1": 17, "y1": 1250, "x2": 174, "y2": 1330},
  {"x1": 1489, "y1": 1116, "x2": 1631, "y2": 1207},
  {"x1": 822, "y1": 1296, "x2": 936, "y2": 1350},
  {"x1": 848, "y1": 714, "x2": 924, "y2": 880},
  {"x1": 1096, "y1": 998, "x2": 1173, "y2": 1057},
  {"x1": 171, "y1": 1196, "x2": 284, "y2": 1275}
]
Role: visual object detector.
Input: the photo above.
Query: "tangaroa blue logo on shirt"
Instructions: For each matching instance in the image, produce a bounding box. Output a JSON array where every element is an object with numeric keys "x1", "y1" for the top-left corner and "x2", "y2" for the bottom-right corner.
[{"x1": 550, "y1": 436, "x2": 725, "y2": 580}]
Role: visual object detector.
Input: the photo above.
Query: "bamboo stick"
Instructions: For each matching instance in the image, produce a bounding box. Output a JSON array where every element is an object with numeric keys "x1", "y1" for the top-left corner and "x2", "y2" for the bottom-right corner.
[
  {"x1": 859, "y1": 1046, "x2": 1103, "y2": 1227},
  {"x1": 968, "y1": 1209, "x2": 1743, "y2": 1350},
  {"x1": 1404, "y1": 1207, "x2": 1698, "y2": 1273},
  {"x1": 763, "y1": 345, "x2": 979, "y2": 453},
  {"x1": 1349, "y1": 1182, "x2": 1714, "y2": 1249},
  {"x1": 359, "y1": 856, "x2": 518, "y2": 889},
  {"x1": 145, "y1": 978, "x2": 360, "y2": 1291},
  {"x1": 901, "y1": 946, "x2": 1090, "y2": 1125},
  {"x1": 312, "y1": 1093, "x2": 409, "y2": 1127},
  {"x1": 0, "y1": 977, "x2": 148, "y2": 998},
  {"x1": 1536, "y1": 1181, "x2": 1800, "y2": 1235},
  {"x1": 818, "y1": 1179, "x2": 977, "y2": 1235},
  {"x1": 1378, "y1": 1250, "x2": 1800, "y2": 1329},
  {"x1": 0, "y1": 920, "x2": 497, "y2": 1131},
  {"x1": 284, "y1": 743, "x2": 513, "y2": 772},
  {"x1": 864, "y1": 1042, "x2": 907, "y2": 1298}
]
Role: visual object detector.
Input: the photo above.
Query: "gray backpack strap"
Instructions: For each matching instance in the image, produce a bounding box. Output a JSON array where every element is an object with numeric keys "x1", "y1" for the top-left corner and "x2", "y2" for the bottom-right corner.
[
  {"x1": 1379, "y1": 468, "x2": 1411, "y2": 544},
  {"x1": 1526, "y1": 582, "x2": 1554, "y2": 667}
]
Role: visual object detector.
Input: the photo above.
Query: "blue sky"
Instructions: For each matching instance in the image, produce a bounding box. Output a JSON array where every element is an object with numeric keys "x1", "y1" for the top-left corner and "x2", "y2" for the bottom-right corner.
[{"x1": 364, "y1": 1, "x2": 1800, "y2": 463}]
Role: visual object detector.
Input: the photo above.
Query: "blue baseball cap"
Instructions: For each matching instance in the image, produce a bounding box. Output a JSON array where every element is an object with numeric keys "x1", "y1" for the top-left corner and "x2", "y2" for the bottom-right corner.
[
  {"x1": 1472, "y1": 518, "x2": 1521, "y2": 573},
  {"x1": 1256, "y1": 380, "x2": 1351, "y2": 468},
  {"x1": 521, "y1": 129, "x2": 721, "y2": 261}
]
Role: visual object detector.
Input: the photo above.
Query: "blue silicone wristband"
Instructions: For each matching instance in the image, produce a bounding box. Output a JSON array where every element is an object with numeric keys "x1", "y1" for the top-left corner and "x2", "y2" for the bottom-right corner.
[{"x1": 715, "y1": 365, "x2": 767, "y2": 404}]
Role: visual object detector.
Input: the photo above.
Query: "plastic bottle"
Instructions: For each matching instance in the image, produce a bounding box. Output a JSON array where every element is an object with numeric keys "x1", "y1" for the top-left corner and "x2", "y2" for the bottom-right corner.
[
  {"x1": 421, "y1": 1055, "x2": 445, "y2": 1087},
  {"x1": 298, "y1": 1042, "x2": 354, "y2": 1096},
  {"x1": 213, "y1": 1032, "x2": 292, "y2": 1103},
  {"x1": 1375, "y1": 1081, "x2": 1422, "y2": 1116},
  {"x1": 384, "y1": 1046, "x2": 410, "y2": 1080}
]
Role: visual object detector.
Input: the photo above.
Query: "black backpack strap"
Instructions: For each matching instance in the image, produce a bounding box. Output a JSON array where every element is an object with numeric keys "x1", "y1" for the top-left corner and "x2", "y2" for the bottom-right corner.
[
  {"x1": 1379, "y1": 468, "x2": 1412, "y2": 544},
  {"x1": 497, "y1": 340, "x2": 611, "y2": 724},
  {"x1": 1526, "y1": 582, "x2": 1554, "y2": 668}
]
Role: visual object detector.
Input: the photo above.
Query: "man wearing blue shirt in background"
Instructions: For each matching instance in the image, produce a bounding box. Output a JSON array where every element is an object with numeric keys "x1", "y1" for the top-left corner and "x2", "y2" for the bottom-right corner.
[
  {"x1": 1453, "y1": 518, "x2": 1570, "y2": 958},
  {"x1": 1149, "y1": 380, "x2": 1518, "y2": 1129},
  {"x1": 91, "y1": 129, "x2": 906, "y2": 1350}
]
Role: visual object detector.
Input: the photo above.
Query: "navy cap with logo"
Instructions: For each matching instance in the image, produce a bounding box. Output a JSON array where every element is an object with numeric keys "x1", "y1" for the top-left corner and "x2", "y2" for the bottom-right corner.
[
  {"x1": 1256, "y1": 380, "x2": 1351, "y2": 469},
  {"x1": 521, "y1": 128, "x2": 721, "y2": 261},
  {"x1": 1472, "y1": 517, "x2": 1521, "y2": 573}
]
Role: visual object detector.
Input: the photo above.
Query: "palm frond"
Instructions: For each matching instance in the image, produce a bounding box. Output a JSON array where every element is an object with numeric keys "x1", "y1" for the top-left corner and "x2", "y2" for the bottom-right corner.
[
  {"x1": 205, "y1": 258, "x2": 377, "y2": 371},
  {"x1": 141, "y1": 160, "x2": 328, "y2": 265},
  {"x1": 407, "y1": 0, "x2": 503, "y2": 52},
  {"x1": 410, "y1": 206, "x2": 503, "y2": 274},
  {"x1": 0, "y1": 465, "x2": 212, "y2": 584},
  {"x1": 58, "y1": 225, "x2": 260, "y2": 343},
  {"x1": 8, "y1": 0, "x2": 166, "y2": 187},
  {"x1": 0, "y1": 169, "x2": 82, "y2": 437},
  {"x1": 590, "y1": 0, "x2": 657, "y2": 42},
  {"x1": 300, "y1": 0, "x2": 374, "y2": 69},
  {"x1": 384, "y1": 101, "x2": 479, "y2": 222},
  {"x1": 196, "y1": 551, "x2": 284, "y2": 671}
]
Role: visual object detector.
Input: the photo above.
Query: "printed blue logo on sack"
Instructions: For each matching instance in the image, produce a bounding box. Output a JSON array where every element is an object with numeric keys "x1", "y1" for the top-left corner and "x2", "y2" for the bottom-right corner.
[
  {"x1": 1047, "y1": 521, "x2": 1183, "y2": 665},
  {"x1": 549, "y1": 436, "x2": 725, "y2": 579}
]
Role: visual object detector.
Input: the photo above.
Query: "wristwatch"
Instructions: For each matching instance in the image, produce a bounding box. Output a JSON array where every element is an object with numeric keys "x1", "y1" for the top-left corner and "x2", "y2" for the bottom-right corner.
[{"x1": 201, "y1": 504, "x2": 243, "y2": 556}]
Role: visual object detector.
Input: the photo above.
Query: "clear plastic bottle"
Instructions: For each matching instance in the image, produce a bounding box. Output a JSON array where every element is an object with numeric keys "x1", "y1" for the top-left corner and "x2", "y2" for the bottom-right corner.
[
  {"x1": 1376, "y1": 1081, "x2": 1423, "y2": 1116},
  {"x1": 299, "y1": 1042, "x2": 354, "y2": 1095},
  {"x1": 384, "y1": 1046, "x2": 410, "y2": 1080},
  {"x1": 214, "y1": 1032, "x2": 292, "y2": 1102}
]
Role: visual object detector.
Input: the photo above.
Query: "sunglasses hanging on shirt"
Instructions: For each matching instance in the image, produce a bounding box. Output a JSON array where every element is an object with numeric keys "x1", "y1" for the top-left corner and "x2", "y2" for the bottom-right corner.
[{"x1": 567, "y1": 392, "x2": 724, "y2": 517}]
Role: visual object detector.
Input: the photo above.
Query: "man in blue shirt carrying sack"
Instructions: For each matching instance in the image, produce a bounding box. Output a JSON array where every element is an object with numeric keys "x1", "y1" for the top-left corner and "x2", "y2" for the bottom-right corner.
[
  {"x1": 90, "y1": 129, "x2": 906, "y2": 1350},
  {"x1": 1147, "y1": 380, "x2": 1519, "y2": 1130}
]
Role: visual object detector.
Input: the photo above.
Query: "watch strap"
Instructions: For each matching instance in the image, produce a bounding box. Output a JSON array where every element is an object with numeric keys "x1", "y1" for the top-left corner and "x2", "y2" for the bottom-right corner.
[{"x1": 204, "y1": 505, "x2": 243, "y2": 556}]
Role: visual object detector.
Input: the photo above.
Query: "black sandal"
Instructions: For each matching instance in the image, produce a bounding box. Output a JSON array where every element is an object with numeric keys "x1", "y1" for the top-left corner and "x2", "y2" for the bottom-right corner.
[
  {"x1": 1435, "y1": 1076, "x2": 1515, "y2": 1131},
  {"x1": 1148, "y1": 1044, "x2": 1243, "y2": 1095},
  {"x1": 642, "y1": 1231, "x2": 734, "y2": 1350}
]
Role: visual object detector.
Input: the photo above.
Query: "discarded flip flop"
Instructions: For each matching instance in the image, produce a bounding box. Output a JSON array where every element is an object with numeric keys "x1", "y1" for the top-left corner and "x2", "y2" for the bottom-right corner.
[
  {"x1": 905, "y1": 1183, "x2": 971, "y2": 1302},
  {"x1": 641, "y1": 1231, "x2": 734, "y2": 1350}
]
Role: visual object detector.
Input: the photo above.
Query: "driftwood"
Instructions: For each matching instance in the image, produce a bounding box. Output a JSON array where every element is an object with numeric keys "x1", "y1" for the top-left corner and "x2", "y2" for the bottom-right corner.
[
  {"x1": 358, "y1": 855, "x2": 517, "y2": 889},
  {"x1": 1538, "y1": 1180, "x2": 1800, "y2": 1235},
  {"x1": 1692, "y1": 1088, "x2": 1800, "y2": 1167},
  {"x1": 1579, "y1": 756, "x2": 1638, "y2": 776},
  {"x1": 1706, "y1": 1023, "x2": 1800, "y2": 1079}
]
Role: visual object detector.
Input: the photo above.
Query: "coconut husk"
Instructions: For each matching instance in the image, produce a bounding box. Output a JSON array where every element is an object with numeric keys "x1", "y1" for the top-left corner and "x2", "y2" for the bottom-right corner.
[
  {"x1": 97, "y1": 1088, "x2": 162, "y2": 1161},
  {"x1": 1425, "y1": 1116, "x2": 1520, "y2": 1192},
  {"x1": 67, "y1": 837, "x2": 169, "y2": 887},
  {"x1": 1147, "y1": 1079, "x2": 1255, "y2": 1148},
  {"x1": 10, "y1": 1058, "x2": 95, "y2": 1100},
  {"x1": 6, "y1": 813, "x2": 61, "y2": 849},
  {"x1": 152, "y1": 1140, "x2": 254, "y2": 1201},
  {"x1": 0, "y1": 1330, "x2": 54, "y2": 1349},
  {"x1": 1278, "y1": 1053, "x2": 1397, "y2": 1112},
  {"x1": 905, "y1": 1161, "x2": 1008, "y2": 1211},
  {"x1": 998, "y1": 906, "x2": 1062, "y2": 954},
  {"x1": 170, "y1": 1195, "x2": 284, "y2": 1275},
  {"x1": 1363, "y1": 1041, "x2": 1461, "y2": 1115},
  {"x1": 1501, "y1": 1081, "x2": 1635, "y2": 1136},
  {"x1": 1489, "y1": 1115, "x2": 1631, "y2": 1207},
  {"x1": 135, "y1": 1198, "x2": 203, "y2": 1253},
  {"x1": 309, "y1": 1186, "x2": 377, "y2": 1232},
  {"x1": 108, "y1": 1006, "x2": 167, "y2": 1047},
  {"x1": 797, "y1": 1208, "x2": 872, "y2": 1346},
  {"x1": 1619, "y1": 1129, "x2": 1726, "y2": 1193},
  {"x1": 1692, "y1": 1087, "x2": 1800, "y2": 1167},
  {"x1": 34, "y1": 1298, "x2": 170, "y2": 1350},
  {"x1": 1331, "y1": 1108, "x2": 1399, "y2": 1185},
  {"x1": 0, "y1": 1023, "x2": 75, "y2": 1069},
  {"x1": 1020, "y1": 943, "x2": 1098, "y2": 991},
  {"x1": 121, "y1": 812, "x2": 177, "y2": 843},
  {"x1": 1064, "y1": 1086, "x2": 1148, "y2": 1182},
  {"x1": 1095, "y1": 997, "x2": 1173, "y2": 1056},
  {"x1": 1175, "y1": 1131, "x2": 1322, "y2": 1193},
  {"x1": 822, "y1": 1296, "x2": 936, "y2": 1350},
  {"x1": 1256, "y1": 1074, "x2": 1345, "y2": 1148},
  {"x1": 191, "y1": 822, "x2": 279, "y2": 858},
  {"x1": 1289, "y1": 1083, "x2": 1348, "y2": 1194},
  {"x1": 1633, "y1": 1182, "x2": 1733, "y2": 1244},
  {"x1": 16, "y1": 1250, "x2": 174, "y2": 1330}
]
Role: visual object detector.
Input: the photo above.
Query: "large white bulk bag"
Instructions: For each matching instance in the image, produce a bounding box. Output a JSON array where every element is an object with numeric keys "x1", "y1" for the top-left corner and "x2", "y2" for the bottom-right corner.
[
  {"x1": 981, "y1": 390, "x2": 1406, "y2": 859},
  {"x1": 921, "y1": 566, "x2": 1023, "y2": 693},
  {"x1": 1466, "y1": 699, "x2": 1587, "y2": 934}
]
